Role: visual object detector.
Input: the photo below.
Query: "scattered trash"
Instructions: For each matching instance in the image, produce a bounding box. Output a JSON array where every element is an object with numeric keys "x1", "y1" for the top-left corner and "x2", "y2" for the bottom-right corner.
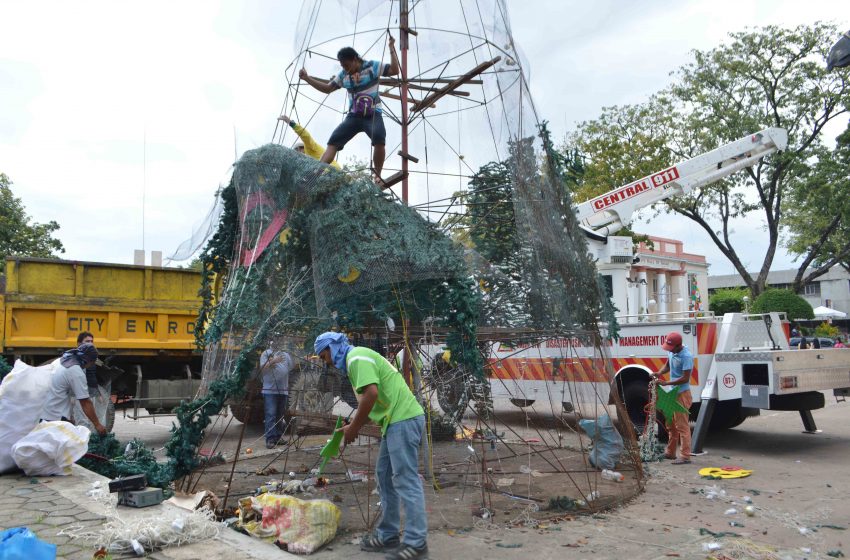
[
  {"x1": 801, "y1": 547, "x2": 813, "y2": 554},
  {"x1": 0, "y1": 527, "x2": 57, "y2": 559},
  {"x1": 702, "y1": 542, "x2": 722, "y2": 552},
  {"x1": 238, "y1": 494, "x2": 340, "y2": 554},
  {"x1": 699, "y1": 528, "x2": 741, "y2": 538},
  {"x1": 743, "y1": 505, "x2": 755, "y2": 517},
  {"x1": 548, "y1": 496, "x2": 580, "y2": 512},
  {"x1": 586, "y1": 490, "x2": 600, "y2": 502},
  {"x1": 601, "y1": 469, "x2": 624, "y2": 482},
  {"x1": 495, "y1": 543, "x2": 523, "y2": 548},
  {"x1": 578, "y1": 414, "x2": 624, "y2": 470},
  {"x1": 496, "y1": 478, "x2": 515, "y2": 487},
  {"x1": 817, "y1": 524, "x2": 847, "y2": 531},
  {"x1": 130, "y1": 539, "x2": 145, "y2": 556},
  {"x1": 701, "y1": 485, "x2": 727, "y2": 500},
  {"x1": 729, "y1": 521, "x2": 744, "y2": 528},
  {"x1": 742, "y1": 496, "x2": 753, "y2": 504},
  {"x1": 746, "y1": 489, "x2": 761, "y2": 496},
  {"x1": 798, "y1": 527, "x2": 812, "y2": 535},
  {"x1": 826, "y1": 550, "x2": 845, "y2": 558},
  {"x1": 520, "y1": 465, "x2": 532, "y2": 474},
  {"x1": 346, "y1": 469, "x2": 368, "y2": 482}
]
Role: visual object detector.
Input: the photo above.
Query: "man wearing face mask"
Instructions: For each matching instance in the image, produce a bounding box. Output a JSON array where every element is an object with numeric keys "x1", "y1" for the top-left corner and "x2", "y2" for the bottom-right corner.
[
  {"x1": 40, "y1": 342, "x2": 108, "y2": 435},
  {"x1": 314, "y1": 332, "x2": 428, "y2": 560}
]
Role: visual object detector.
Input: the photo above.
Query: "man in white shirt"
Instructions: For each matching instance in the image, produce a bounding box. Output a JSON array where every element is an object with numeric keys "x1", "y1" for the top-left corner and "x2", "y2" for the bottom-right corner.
[
  {"x1": 41, "y1": 343, "x2": 107, "y2": 435},
  {"x1": 258, "y1": 343, "x2": 293, "y2": 448}
]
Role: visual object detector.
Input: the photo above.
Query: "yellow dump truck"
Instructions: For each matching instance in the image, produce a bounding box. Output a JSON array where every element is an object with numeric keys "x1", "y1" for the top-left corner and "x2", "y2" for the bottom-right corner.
[{"x1": 0, "y1": 256, "x2": 203, "y2": 418}]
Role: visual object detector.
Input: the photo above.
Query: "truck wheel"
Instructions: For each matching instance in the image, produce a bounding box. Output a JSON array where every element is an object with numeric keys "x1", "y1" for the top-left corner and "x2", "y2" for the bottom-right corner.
[
  {"x1": 707, "y1": 400, "x2": 750, "y2": 431},
  {"x1": 427, "y1": 362, "x2": 470, "y2": 423},
  {"x1": 288, "y1": 368, "x2": 333, "y2": 415},
  {"x1": 622, "y1": 380, "x2": 651, "y2": 432},
  {"x1": 509, "y1": 399, "x2": 535, "y2": 408},
  {"x1": 105, "y1": 401, "x2": 116, "y2": 432}
]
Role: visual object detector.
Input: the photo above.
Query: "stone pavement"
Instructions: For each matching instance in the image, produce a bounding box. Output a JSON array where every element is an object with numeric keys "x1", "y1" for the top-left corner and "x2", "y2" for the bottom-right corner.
[{"x1": 0, "y1": 465, "x2": 293, "y2": 560}]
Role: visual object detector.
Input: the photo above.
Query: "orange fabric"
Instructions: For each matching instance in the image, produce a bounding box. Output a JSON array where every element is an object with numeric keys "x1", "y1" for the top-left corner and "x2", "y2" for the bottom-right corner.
[{"x1": 664, "y1": 390, "x2": 692, "y2": 460}]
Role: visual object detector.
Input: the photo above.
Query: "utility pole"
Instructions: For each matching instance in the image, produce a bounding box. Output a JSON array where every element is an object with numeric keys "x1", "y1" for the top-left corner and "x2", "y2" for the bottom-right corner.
[{"x1": 399, "y1": 0, "x2": 410, "y2": 204}]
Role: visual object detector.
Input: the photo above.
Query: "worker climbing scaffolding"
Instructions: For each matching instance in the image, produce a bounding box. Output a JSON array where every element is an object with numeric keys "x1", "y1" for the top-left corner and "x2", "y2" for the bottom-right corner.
[{"x1": 298, "y1": 35, "x2": 399, "y2": 185}]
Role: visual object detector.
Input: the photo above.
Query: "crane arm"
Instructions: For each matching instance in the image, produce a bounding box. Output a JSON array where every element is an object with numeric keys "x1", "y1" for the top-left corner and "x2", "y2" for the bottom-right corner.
[{"x1": 575, "y1": 128, "x2": 788, "y2": 238}]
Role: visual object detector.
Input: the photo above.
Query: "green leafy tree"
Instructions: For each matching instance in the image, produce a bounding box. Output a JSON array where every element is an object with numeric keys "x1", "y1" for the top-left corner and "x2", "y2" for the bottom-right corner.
[
  {"x1": 709, "y1": 288, "x2": 749, "y2": 315},
  {"x1": 0, "y1": 173, "x2": 65, "y2": 264},
  {"x1": 750, "y1": 288, "x2": 814, "y2": 320},
  {"x1": 784, "y1": 122, "x2": 850, "y2": 288},
  {"x1": 568, "y1": 23, "x2": 850, "y2": 296}
]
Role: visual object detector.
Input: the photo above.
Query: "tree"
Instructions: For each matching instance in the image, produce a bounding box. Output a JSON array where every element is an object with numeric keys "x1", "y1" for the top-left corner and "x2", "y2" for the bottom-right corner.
[
  {"x1": 0, "y1": 173, "x2": 65, "y2": 263},
  {"x1": 709, "y1": 288, "x2": 749, "y2": 315},
  {"x1": 569, "y1": 23, "x2": 850, "y2": 296},
  {"x1": 783, "y1": 121, "x2": 850, "y2": 287},
  {"x1": 750, "y1": 288, "x2": 814, "y2": 320}
]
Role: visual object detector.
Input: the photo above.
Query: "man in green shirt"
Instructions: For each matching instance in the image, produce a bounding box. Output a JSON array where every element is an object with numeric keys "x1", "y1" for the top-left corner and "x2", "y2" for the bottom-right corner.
[{"x1": 315, "y1": 332, "x2": 428, "y2": 560}]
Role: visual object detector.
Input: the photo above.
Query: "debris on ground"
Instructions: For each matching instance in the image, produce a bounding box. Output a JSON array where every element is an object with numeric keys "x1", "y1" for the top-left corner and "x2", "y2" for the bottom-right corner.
[{"x1": 237, "y1": 493, "x2": 340, "y2": 554}]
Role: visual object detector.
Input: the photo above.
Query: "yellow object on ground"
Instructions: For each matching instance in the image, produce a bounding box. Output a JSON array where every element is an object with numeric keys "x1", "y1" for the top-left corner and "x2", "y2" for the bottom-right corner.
[
  {"x1": 699, "y1": 466, "x2": 753, "y2": 479},
  {"x1": 238, "y1": 493, "x2": 340, "y2": 554}
]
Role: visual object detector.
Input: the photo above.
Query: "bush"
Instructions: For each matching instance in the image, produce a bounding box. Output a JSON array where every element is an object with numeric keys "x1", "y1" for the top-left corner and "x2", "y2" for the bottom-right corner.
[
  {"x1": 751, "y1": 289, "x2": 814, "y2": 320},
  {"x1": 0, "y1": 356, "x2": 11, "y2": 382},
  {"x1": 814, "y1": 321, "x2": 840, "y2": 338},
  {"x1": 710, "y1": 288, "x2": 749, "y2": 315}
]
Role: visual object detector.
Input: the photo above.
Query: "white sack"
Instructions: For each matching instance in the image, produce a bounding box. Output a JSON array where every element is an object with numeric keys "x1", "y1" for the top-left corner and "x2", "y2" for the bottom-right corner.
[
  {"x1": 0, "y1": 359, "x2": 57, "y2": 473},
  {"x1": 12, "y1": 421, "x2": 90, "y2": 476}
]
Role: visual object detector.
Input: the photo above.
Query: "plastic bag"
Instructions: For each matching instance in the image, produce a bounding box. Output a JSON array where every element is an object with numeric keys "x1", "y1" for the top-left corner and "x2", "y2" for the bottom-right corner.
[
  {"x1": 0, "y1": 360, "x2": 57, "y2": 473},
  {"x1": 11, "y1": 421, "x2": 90, "y2": 476},
  {"x1": 70, "y1": 380, "x2": 111, "y2": 432},
  {"x1": 238, "y1": 493, "x2": 340, "y2": 554},
  {"x1": 579, "y1": 413, "x2": 624, "y2": 470},
  {"x1": 0, "y1": 527, "x2": 57, "y2": 560}
]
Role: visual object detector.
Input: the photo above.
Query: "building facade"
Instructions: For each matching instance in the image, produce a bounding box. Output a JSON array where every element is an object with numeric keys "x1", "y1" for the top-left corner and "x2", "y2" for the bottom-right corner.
[
  {"x1": 598, "y1": 235, "x2": 709, "y2": 323},
  {"x1": 708, "y1": 267, "x2": 850, "y2": 315}
]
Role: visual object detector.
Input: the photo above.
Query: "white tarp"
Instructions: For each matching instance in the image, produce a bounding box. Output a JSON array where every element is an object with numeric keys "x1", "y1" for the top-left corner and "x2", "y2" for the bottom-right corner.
[{"x1": 813, "y1": 305, "x2": 847, "y2": 319}]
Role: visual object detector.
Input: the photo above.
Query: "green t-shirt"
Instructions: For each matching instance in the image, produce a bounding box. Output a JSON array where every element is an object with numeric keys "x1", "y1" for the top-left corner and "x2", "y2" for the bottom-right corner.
[{"x1": 346, "y1": 347, "x2": 424, "y2": 435}]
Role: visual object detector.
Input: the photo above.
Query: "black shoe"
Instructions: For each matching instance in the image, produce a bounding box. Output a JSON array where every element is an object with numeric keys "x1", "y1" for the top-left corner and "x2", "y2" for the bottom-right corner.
[
  {"x1": 265, "y1": 440, "x2": 276, "y2": 449},
  {"x1": 385, "y1": 544, "x2": 428, "y2": 560},
  {"x1": 360, "y1": 534, "x2": 399, "y2": 553}
]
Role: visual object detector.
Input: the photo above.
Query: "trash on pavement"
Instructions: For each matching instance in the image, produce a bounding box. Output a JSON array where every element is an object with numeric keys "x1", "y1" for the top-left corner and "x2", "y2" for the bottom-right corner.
[
  {"x1": 12, "y1": 420, "x2": 90, "y2": 476},
  {"x1": 238, "y1": 493, "x2": 340, "y2": 554},
  {"x1": 578, "y1": 414, "x2": 623, "y2": 470},
  {"x1": 699, "y1": 466, "x2": 753, "y2": 479},
  {"x1": 0, "y1": 527, "x2": 57, "y2": 560}
]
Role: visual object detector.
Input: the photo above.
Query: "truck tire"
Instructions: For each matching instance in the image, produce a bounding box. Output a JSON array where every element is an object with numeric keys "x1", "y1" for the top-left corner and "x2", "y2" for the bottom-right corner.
[
  {"x1": 622, "y1": 379, "x2": 651, "y2": 432},
  {"x1": 690, "y1": 399, "x2": 758, "y2": 431},
  {"x1": 509, "y1": 398, "x2": 535, "y2": 408},
  {"x1": 428, "y1": 361, "x2": 470, "y2": 423},
  {"x1": 288, "y1": 368, "x2": 334, "y2": 415},
  {"x1": 105, "y1": 401, "x2": 116, "y2": 432}
]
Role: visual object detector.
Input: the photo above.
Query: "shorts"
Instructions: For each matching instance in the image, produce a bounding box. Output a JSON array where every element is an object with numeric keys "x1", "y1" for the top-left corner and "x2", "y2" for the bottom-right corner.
[{"x1": 327, "y1": 113, "x2": 386, "y2": 149}]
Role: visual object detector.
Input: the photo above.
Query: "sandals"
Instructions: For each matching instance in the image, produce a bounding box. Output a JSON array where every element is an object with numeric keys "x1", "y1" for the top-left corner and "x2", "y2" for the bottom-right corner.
[{"x1": 672, "y1": 458, "x2": 691, "y2": 465}]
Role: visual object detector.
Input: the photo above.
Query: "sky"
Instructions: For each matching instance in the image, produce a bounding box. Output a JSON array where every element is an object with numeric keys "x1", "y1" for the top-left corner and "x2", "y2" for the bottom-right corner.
[{"x1": 0, "y1": 0, "x2": 846, "y2": 275}]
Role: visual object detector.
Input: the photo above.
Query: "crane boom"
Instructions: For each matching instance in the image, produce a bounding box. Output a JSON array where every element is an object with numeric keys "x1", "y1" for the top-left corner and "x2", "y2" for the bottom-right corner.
[{"x1": 576, "y1": 128, "x2": 788, "y2": 238}]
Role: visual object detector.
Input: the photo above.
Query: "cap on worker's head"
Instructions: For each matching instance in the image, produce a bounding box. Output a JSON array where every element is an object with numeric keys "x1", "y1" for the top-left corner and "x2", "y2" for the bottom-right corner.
[
  {"x1": 293, "y1": 140, "x2": 305, "y2": 152},
  {"x1": 77, "y1": 342, "x2": 98, "y2": 362},
  {"x1": 661, "y1": 332, "x2": 682, "y2": 352}
]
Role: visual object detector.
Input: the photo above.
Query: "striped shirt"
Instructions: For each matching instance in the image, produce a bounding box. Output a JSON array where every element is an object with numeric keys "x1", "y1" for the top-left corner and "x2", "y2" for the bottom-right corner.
[{"x1": 330, "y1": 60, "x2": 390, "y2": 114}]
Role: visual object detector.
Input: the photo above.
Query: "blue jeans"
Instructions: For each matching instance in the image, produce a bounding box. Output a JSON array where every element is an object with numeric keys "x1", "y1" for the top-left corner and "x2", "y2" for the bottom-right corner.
[
  {"x1": 375, "y1": 415, "x2": 427, "y2": 548},
  {"x1": 262, "y1": 393, "x2": 288, "y2": 443}
]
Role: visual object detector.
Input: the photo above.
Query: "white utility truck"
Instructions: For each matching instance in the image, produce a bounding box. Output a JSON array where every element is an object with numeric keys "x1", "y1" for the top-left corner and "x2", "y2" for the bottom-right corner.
[{"x1": 437, "y1": 128, "x2": 850, "y2": 452}]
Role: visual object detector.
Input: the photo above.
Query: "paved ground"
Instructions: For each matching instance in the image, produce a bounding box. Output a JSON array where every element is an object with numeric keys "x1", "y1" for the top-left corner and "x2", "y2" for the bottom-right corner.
[{"x1": 2, "y1": 394, "x2": 847, "y2": 559}]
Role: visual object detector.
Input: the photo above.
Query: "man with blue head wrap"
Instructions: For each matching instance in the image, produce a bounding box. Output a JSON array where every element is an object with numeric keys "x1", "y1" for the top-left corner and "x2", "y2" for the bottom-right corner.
[
  {"x1": 314, "y1": 332, "x2": 429, "y2": 560},
  {"x1": 40, "y1": 342, "x2": 107, "y2": 435}
]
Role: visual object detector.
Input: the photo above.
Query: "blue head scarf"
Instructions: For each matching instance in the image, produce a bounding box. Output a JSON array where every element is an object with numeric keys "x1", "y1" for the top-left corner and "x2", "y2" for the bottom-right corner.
[
  {"x1": 314, "y1": 332, "x2": 352, "y2": 373},
  {"x1": 61, "y1": 342, "x2": 98, "y2": 368}
]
